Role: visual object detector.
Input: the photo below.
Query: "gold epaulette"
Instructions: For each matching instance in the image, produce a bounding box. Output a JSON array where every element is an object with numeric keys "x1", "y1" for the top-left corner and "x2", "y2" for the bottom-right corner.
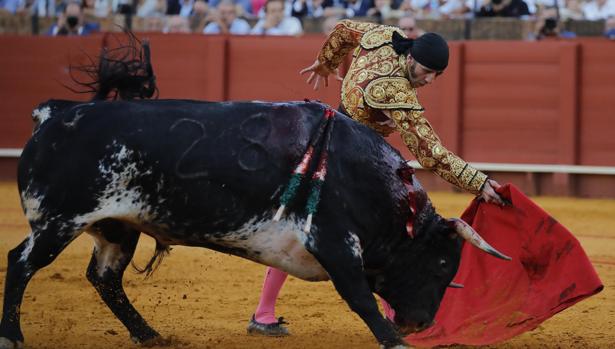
[
  {"x1": 360, "y1": 25, "x2": 406, "y2": 50},
  {"x1": 364, "y1": 77, "x2": 423, "y2": 110}
]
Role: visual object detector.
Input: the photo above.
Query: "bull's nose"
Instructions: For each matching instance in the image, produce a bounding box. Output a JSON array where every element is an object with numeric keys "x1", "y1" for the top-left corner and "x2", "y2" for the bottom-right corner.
[{"x1": 395, "y1": 310, "x2": 434, "y2": 334}]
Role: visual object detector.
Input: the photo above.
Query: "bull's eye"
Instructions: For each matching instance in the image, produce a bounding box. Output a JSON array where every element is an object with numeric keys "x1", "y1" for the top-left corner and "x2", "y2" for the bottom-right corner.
[{"x1": 439, "y1": 259, "x2": 447, "y2": 267}]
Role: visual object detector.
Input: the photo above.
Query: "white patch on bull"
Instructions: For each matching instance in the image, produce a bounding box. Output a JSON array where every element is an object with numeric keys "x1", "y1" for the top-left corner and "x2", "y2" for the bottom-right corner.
[
  {"x1": 212, "y1": 215, "x2": 328, "y2": 281},
  {"x1": 19, "y1": 233, "x2": 37, "y2": 263},
  {"x1": 21, "y1": 190, "x2": 45, "y2": 222},
  {"x1": 89, "y1": 233, "x2": 123, "y2": 277},
  {"x1": 346, "y1": 231, "x2": 363, "y2": 261},
  {"x1": 72, "y1": 144, "x2": 156, "y2": 228},
  {"x1": 32, "y1": 106, "x2": 51, "y2": 126}
]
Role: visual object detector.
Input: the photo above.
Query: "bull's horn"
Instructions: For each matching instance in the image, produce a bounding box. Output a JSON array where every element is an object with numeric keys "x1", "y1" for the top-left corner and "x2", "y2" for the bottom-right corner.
[
  {"x1": 449, "y1": 282, "x2": 464, "y2": 288},
  {"x1": 449, "y1": 218, "x2": 512, "y2": 261}
]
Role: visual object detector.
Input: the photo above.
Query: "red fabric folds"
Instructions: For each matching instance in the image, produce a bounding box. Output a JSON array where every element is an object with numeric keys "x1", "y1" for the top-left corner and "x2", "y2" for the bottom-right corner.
[{"x1": 406, "y1": 184, "x2": 603, "y2": 347}]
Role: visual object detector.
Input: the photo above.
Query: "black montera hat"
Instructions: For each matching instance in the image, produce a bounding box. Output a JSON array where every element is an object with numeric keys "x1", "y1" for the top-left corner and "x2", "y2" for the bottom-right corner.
[{"x1": 392, "y1": 31, "x2": 449, "y2": 72}]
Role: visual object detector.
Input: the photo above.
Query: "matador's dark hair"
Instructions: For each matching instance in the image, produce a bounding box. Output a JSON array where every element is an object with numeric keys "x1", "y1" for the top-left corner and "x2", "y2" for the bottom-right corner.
[
  {"x1": 392, "y1": 31, "x2": 414, "y2": 55},
  {"x1": 392, "y1": 31, "x2": 449, "y2": 72}
]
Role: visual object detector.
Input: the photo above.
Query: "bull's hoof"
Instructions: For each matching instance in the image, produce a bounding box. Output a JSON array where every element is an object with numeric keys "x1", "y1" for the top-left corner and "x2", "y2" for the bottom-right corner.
[
  {"x1": 246, "y1": 315, "x2": 290, "y2": 337},
  {"x1": 379, "y1": 345, "x2": 409, "y2": 349},
  {"x1": 136, "y1": 335, "x2": 174, "y2": 347},
  {"x1": 0, "y1": 338, "x2": 23, "y2": 349}
]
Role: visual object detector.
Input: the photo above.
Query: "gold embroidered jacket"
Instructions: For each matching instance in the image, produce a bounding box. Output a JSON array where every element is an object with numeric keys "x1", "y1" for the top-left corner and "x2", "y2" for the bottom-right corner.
[{"x1": 317, "y1": 19, "x2": 487, "y2": 194}]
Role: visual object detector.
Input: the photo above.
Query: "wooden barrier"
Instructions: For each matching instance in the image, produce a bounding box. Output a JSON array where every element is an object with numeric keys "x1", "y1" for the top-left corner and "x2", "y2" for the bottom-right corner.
[{"x1": 0, "y1": 35, "x2": 613, "y2": 197}]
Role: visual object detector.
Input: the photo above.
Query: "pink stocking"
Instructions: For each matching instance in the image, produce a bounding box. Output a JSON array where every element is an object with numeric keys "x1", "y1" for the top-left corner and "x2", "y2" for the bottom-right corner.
[
  {"x1": 379, "y1": 297, "x2": 396, "y2": 322},
  {"x1": 254, "y1": 267, "x2": 288, "y2": 324}
]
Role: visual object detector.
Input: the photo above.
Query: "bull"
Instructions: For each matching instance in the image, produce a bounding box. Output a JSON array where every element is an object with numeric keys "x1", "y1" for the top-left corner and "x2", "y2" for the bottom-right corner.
[{"x1": 0, "y1": 40, "x2": 509, "y2": 349}]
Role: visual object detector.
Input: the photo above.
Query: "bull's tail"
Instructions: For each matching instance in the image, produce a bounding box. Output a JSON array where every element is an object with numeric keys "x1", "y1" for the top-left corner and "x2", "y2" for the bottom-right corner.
[
  {"x1": 131, "y1": 239, "x2": 171, "y2": 279},
  {"x1": 65, "y1": 31, "x2": 158, "y2": 101}
]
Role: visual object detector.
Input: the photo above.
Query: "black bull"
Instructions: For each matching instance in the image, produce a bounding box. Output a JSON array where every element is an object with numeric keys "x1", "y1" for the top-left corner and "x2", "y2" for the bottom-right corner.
[{"x1": 0, "y1": 99, "x2": 507, "y2": 348}]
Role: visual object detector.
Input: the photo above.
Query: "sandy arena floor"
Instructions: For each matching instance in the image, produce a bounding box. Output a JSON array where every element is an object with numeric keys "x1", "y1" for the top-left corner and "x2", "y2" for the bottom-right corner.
[{"x1": 0, "y1": 181, "x2": 613, "y2": 349}]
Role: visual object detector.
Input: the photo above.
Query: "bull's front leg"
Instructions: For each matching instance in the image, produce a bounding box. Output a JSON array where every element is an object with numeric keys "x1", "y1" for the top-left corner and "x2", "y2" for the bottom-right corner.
[{"x1": 307, "y1": 232, "x2": 407, "y2": 348}]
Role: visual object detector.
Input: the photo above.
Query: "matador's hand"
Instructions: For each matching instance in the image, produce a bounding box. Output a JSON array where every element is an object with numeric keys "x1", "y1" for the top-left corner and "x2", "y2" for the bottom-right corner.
[
  {"x1": 299, "y1": 59, "x2": 343, "y2": 90},
  {"x1": 479, "y1": 179, "x2": 508, "y2": 207}
]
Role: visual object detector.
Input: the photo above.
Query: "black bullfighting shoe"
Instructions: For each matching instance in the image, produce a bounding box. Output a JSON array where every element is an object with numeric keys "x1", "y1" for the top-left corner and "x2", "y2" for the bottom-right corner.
[{"x1": 246, "y1": 315, "x2": 290, "y2": 336}]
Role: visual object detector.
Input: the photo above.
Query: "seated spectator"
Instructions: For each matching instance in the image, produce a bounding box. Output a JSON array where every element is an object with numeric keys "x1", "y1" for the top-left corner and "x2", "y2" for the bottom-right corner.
[
  {"x1": 187, "y1": 0, "x2": 209, "y2": 31},
  {"x1": 321, "y1": 15, "x2": 340, "y2": 34},
  {"x1": 292, "y1": 0, "x2": 332, "y2": 18},
  {"x1": 166, "y1": 0, "x2": 195, "y2": 15},
  {"x1": 559, "y1": 0, "x2": 584, "y2": 20},
  {"x1": 476, "y1": 0, "x2": 530, "y2": 17},
  {"x1": 366, "y1": 0, "x2": 405, "y2": 20},
  {"x1": 605, "y1": 16, "x2": 615, "y2": 38},
  {"x1": 114, "y1": 0, "x2": 136, "y2": 14},
  {"x1": 30, "y1": 0, "x2": 57, "y2": 17},
  {"x1": 582, "y1": 0, "x2": 615, "y2": 20},
  {"x1": 251, "y1": 0, "x2": 303, "y2": 35},
  {"x1": 164, "y1": 14, "x2": 191, "y2": 32},
  {"x1": 209, "y1": 0, "x2": 253, "y2": 17},
  {"x1": 402, "y1": 0, "x2": 439, "y2": 18},
  {"x1": 438, "y1": 0, "x2": 468, "y2": 17},
  {"x1": 204, "y1": 0, "x2": 251, "y2": 34},
  {"x1": 142, "y1": 15, "x2": 166, "y2": 31},
  {"x1": 137, "y1": 0, "x2": 167, "y2": 17},
  {"x1": 323, "y1": 0, "x2": 374, "y2": 18},
  {"x1": 47, "y1": 2, "x2": 99, "y2": 36},
  {"x1": 398, "y1": 14, "x2": 424, "y2": 39},
  {"x1": 529, "y1": 6, "x2": 575, "y2": 40},
  {"x1": 1, "y1": 0, "x2": 26, "y2": 14}
]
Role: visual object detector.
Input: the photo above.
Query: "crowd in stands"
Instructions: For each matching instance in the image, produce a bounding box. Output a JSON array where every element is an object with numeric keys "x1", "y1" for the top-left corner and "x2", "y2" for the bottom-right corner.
[{"x1": 1, "y1": 0, "x2": 615, "y2": 37}]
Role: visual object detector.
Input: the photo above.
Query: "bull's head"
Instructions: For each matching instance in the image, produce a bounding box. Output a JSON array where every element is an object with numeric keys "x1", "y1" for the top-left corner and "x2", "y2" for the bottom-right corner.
[{"x1": 371, "y1": 213, "x2": 510, "y2": 336}]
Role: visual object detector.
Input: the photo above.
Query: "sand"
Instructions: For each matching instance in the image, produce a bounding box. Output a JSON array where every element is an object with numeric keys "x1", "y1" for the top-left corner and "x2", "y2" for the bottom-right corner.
[{"x1": 0, "y1": 182, "x2": 613, "y2": 349}]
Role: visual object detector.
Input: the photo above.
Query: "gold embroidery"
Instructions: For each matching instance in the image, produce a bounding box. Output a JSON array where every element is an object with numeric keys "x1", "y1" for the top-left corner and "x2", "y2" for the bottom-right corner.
[
  {"x1": 364, "y1": 77, "x2": 423, "y2": 110},
  {"x1": 385, "y1": 109, "x2": 488, "y2": 195},
  {"x1": 360, "y1": 26, "x2": 406, "y2": 50}
]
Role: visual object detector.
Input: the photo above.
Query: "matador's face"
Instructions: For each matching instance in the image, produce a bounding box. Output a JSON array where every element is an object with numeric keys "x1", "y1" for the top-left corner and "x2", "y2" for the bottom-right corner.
[{"x1": 406, "y1": 56, "x2": 442, "y2": 89}]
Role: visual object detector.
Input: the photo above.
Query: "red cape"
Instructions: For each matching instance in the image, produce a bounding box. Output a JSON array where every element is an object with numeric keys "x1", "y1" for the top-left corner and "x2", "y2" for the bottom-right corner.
[{"x1": 406, "y1": 184, "x2": 603, "y2": 347}]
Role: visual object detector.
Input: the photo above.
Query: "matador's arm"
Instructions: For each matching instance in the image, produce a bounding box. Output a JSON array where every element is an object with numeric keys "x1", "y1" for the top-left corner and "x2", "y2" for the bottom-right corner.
[
  {"x1": 317, "y1": 20, "x2": 379, "y2": 72},
  {"x1": 383, "y1": 109, "x2": 488, "y2": 195}
]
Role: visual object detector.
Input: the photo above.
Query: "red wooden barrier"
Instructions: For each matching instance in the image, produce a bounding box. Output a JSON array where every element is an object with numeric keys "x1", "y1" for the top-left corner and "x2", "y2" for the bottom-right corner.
[{"x1": 0, "y1": 35, "x2": 613, "y2": 196}]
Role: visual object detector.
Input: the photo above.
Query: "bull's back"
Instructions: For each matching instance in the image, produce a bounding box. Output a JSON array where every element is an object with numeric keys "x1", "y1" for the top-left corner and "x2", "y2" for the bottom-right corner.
[{"x1": 19, "y1": 100, "x2": 327, "y2": 225}]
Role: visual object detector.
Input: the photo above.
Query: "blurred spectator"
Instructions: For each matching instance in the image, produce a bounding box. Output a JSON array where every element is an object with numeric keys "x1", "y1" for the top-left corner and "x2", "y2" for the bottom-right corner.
[
  {"x1": 137, "y1": 0, "x2": 166, "y2": 17},
  {"x1": 559, "y1": 0, "x2": 584, "y2": 20},
  {"x1": 82, "y1": 0, "x2": 112, "y2": 17},
  {"x1": 190, "y1": 0, "x2": 209, "y2": 32},
  {"x1": 209, "y1": 0, "x2": 252, "y2": 17},
  {"x1": 529, "y1": 6, "x2": 575, "y2": 39},
  {"x1": 1, "y1": 0, "x2": 26, "y2": 14},
  {"x1": 476, "y1": 0, "x2": 530, "y2": 17},
  {"x1": 204, "y1": 0, "x2": 251, "y2": 34},
  {"x1": 582, "y1": 0, "x2": 615, "y2": 20},
  {"x1": 323, "y1": 0, "x2": 373, "y2": 18},
  {"x1": 605, "y1": 16, "x2": 615, "y2": 38},
  {"x1": 142, "y1": 15, "x2": 166, "y2": 30},
  {"x1": 367, "y1": 0, "x2": 405, "y2": 20},
  {"x1": 321, "y1": 15, "x2": 340, "y2": 34},
  {"x1": 166, "y1": 0, "x2": 194, "y2": 15},
  {"x1": 164, "y1": 14, "x2": 191, "y2": 31},
  {"x1": 47, "y1": 1, "x2": 99, "y2": 35},
  {"x1": 29, "y1": 0, "x2": 57, "y2": 17},
  {"x1": 404, "y1": 0, "x2": 440, "y2": 18},
  {"x1": 438, "y1": 0, "x2": 469, "y2": 17},
  {"x1": 250, "y1": 0, "x2": 267, "y2": 15},
  {"x1": 251, "y1": 0, "x2": 303, "y2": 35},
  {"x1": 398, "y1": 14, "x2": 424, "y2": 38},
  {"x1": 113, "y1": 0, "x2": 136, "y2": 14},
  {"x1": 292, "y1": 0, "x2": 331, "y2": 18}
]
